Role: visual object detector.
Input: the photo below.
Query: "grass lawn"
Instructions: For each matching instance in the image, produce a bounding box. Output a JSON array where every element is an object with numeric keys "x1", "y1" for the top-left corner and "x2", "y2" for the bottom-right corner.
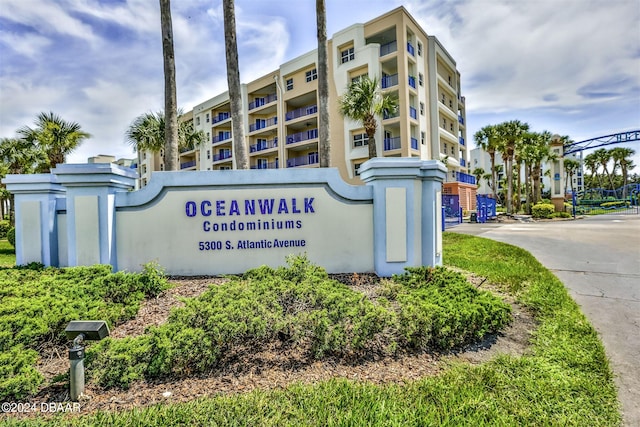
[
  {"x1": 1, "y1": 233, "x2": 621, "y2": 426},
  {"x1": 0, "y1": 239, "x2": 15, "y2": 267}
]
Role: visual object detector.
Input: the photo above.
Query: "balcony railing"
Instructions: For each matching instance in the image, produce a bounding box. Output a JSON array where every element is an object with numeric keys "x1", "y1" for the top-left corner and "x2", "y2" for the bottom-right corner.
[
  {"x1": 213, "y1": 152, "x2": 232, "y2": 162},
  {"x1": 383, "y1": 110, "x2": 400, "y2": 120},
  {"x1": 456, "y1": 171, "x2": 476, "y2": 185},
  {"x1": 180, "y1": 160, "x2": 196, "y2": 169},
  {"x1": 286, "y1": 104, "x2": 317, "y2": 121},
  {"x1": 249, "y1": 117, "x2": 277, "y2": 132},
  {"x1": 213, "y1": 132, "x2": 231, "y2": 143},
  {"x1": 409, "y1": 106, "x2": 417, "y2": 119},
  {"x1": 213, "y1": 112, "x2": 230, "y2": 124},
  {"x1": 407, "y1": 42, "x2": 415, "y2": 56},
  {"x1": 251, "y1": 160, "x2": 279, "y2": 170},
  {"x1": 458, "y1": 115, "x2": 465, "y2": 125},
  {"x1": 408, "y1": 75, "x2": 416, "y2": 89},
  {"x1": 248, "y1": 93, "x2": 277, "y2": 110},
  {"x1": 459, "y1": 136, "x2": 465, "y2": 146},
  {"x1": 411, "y1": 138, "x2": 418, "y2": 150},
  {"x1": 380, "y1": 40, "x2": 397, "y2": 56},
  {"x1": 249, "y1": 138, "x2": 278, "y2": 153},
  {"x1": 381, "y1": 73, "x2": 398, "y2": 89},
  {"x1": 287, "y1": 152, "x2": 318, "y2": 168},
  {"x1": 384, "y1": 137, "x2": 401, "y2": 151},
  {"x1": 286, "y1": 128, "x2": 318, "y2": 144},
  {"x1": 460, "y1": 158, "x2": 466, "y2": 167}
]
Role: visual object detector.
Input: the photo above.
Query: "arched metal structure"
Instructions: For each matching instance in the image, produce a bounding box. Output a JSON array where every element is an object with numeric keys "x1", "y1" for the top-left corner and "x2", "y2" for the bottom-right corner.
[{"x1": 564, "y1": 129, "x2": 640, "y2": 155}]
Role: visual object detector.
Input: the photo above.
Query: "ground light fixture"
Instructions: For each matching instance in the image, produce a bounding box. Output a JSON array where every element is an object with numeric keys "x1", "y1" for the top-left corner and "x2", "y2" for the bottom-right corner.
[{"x1": 64, "y1": 321, "x2": 110, "y2": 401}]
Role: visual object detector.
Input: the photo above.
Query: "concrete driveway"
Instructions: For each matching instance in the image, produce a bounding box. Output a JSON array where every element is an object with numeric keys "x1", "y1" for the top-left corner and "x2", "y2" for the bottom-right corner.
[{"x1": 449, "y1": 214, "x2": 640, "y2": 426}]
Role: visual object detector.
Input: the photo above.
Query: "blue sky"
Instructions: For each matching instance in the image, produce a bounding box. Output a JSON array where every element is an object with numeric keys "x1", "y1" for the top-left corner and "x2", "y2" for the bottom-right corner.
[{"x1": 1, "y1": 0, "x2": 639, "y2": 166}]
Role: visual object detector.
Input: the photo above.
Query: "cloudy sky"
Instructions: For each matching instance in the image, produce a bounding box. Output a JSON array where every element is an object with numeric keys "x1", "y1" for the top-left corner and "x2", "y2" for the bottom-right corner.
[{"x1": 1, "y1": 0, "x2": 639, "y2": 166}]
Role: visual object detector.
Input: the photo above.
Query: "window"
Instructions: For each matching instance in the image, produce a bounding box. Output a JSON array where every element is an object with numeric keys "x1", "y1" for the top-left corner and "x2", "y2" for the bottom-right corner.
[
  {"x1": 417, "y1": 41, "x2": 423, "y2": 56},
  {"x1": 450, "y1": 123, "x2": 454, "y2": 132},
  {"x1": 353, "y1": 133, "x2": 369, "y2": 147},
  {"x1": 206, "y1": 132, "x2": 210, "y2": 142},
  {"x1": 257, "y1": 158, "x2": 268, "y2": 169},
  {"x1": 341, "y1": 47, "x2": 355, "y2": 63},
  {"x1": 286, "y1": 78, "x2": 293, "y2": 91},
  {"x1": 421, "y1": 131, "x2": 426, "y2": 145},
  {"x1": 354, "y1": 163, "x2": 362, "y2": 176},
  {"x1": 196, "y1": 116, "x2": 200, "y2": 125},
  {"x1": 206, "y1": 113, "x2": 210, "y2": 123},
  {"x1": 351, "y1": 74, "x2": 366, "y2": 84},
  {"x1": 306, "y1": 69, "x2": 317, "y2": 82},
  {"x1": 420, "y1": 102, "x2": 424, "y2": 115},
  {"x1": 207, "y1": 150, "x2": 211, "y2": 160},
  {"x1": 419, "y1": 73, "x2": 423, "y2": 86}
]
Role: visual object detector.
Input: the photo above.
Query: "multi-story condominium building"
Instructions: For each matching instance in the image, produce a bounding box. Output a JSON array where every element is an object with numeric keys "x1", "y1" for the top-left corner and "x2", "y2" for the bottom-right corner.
[{"x1": 138, "y1": 7, "x2": 471, "y2": 198}]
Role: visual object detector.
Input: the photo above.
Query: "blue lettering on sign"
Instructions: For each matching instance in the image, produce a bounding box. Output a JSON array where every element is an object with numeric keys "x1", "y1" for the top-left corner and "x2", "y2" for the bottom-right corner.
[
  {"x1": 229, "y1": 200, "x2": 241, "y2": 216},
  {"x1": 259, "y1": 199, "x2": 274, "y2": 214},
  {"x1": 185, "y1": 201, "x2": 197, "y2": 217},
  {"x1": 201, "y1": 200, "x2": 212, "y2": 216}
]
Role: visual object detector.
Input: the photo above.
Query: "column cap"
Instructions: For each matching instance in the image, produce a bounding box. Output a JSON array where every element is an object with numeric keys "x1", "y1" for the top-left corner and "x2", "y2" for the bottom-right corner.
[
  {"x1": 2, "y1": 173, "x2": 65, "y2": 194},
  {"x1": 52, "y1": 163, "x2": 137, "y2": 189},
  {"x1": 359, "y1": 158, "x2": 447, "y2": 182}
]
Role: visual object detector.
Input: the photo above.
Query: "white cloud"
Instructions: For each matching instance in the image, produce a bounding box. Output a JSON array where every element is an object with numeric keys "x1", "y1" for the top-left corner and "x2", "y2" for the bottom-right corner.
[{"x1": 0, "y1": 31, "x2": 52, "y2": 59}]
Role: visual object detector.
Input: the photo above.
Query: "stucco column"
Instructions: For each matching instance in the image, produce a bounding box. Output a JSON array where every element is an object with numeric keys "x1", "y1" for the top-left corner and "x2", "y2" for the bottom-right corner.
[
  {"x1": 360, "y1": 158, "x2": 446, "y2": 276},
  {"x1": 53, "y1": 164, "x2": 137, "y2": 269},
  {"x1": 2, "y1": 174, "x2": 65, "y2": 266}
]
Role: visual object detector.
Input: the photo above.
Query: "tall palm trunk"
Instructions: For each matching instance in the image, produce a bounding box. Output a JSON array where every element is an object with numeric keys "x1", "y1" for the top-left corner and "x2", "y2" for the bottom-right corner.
[
  {"x1": 223, "y1": 0, "x2": 249, "y2": 169},
  {"x1": 316, "y1": 0, "x2": 330, "y2": 167},
  {"x1": 489, "y1": 150, "x2": 497, "y2": 200},
  {"x1": 159, "y1": 0, "x2": 179, "y2": 171}
]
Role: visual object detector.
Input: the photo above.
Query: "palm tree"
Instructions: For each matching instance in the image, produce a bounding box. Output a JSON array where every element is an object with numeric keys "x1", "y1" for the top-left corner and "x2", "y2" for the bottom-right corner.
[
  {"x1": 474, "y1": 124, "x2": 499, "y2": 201},
  {"x1": 126, "y1": 110, "x2": 205, "y2": 156},
  {"x1": 472, "y1": 167, "x2": 485, "y2": 189},
  {"x1": 316, "y1": 0, "x2": 330, "y2": 167},
  {"x1": 495, "y1": 120, "x2": 529, "y2": 214},
  {"x1": 583, "y1": 151, "x2": 600, "y2": 190},
  {"x1": 159, "y1": 0, "x2": 179, "y2": 171},
  {"x1": 17, "y1": 112, "x2": 90, "y2": 172},
  {"x1": 563, "y1": 158, "x2": 580, "y2": 196},
  {"x1": 222, "y1": 0, "x2": 248, "y2": 170},
  {"x1": 594, "y1": 148, "x2": 614, "y2": 190},
  {"x1": 611, "y1": 147, "x2": 636, "y2": 198},
  {"x1": 338, "y1": 75, "x2": 397, "y2": 159}
]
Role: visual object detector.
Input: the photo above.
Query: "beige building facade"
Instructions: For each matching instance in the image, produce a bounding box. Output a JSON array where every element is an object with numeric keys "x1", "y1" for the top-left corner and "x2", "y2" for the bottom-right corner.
[{"x1": 139, "y1": 7, "x2": 470, "y2": 187}]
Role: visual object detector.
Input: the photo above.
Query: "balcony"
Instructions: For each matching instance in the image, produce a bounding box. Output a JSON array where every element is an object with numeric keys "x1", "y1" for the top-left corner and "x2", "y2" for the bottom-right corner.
[
  {"x1": 251, "y1": 160, "x2": 279, "y2": 170},
  {"x1": 458, "y1": 115, "x2": 465, "y2": 125},
  {"x1": 286, "y1": 104, "x2": 317, "y2": 121},
  {"x1": 407, "y1": 42, "x2": 415, "y2": 56},
  {"x1": 213, "y1": 112, "x2": 230, "y2": 124},
  {"x1": 287, "y1": 152, "x2": 318, "y2": 168},
  {"x1": 381, "y1": 73, "x2": 398, "y2": 89},
  {"x1": 459, "y1": 136, "x2": 465, "y2": 146},
  {"x1": 456, "y1": 171, "x2": 476, "y2": 185},
  {"x1": 380, "y1": 40, "x2": 397, "y2": 56},
  {"x1": 409, "y1": 106, "x2": 417, "y2": 120},
  {"x1": 213, "y1": 151, "x2": 232, "y2": 162},
  {"x1": 213, "y1": 132, "x2": 231, "y2": 144},
  {"x1": 249, "y1": 117, "x2": 277, "y2": 132},
  {"x1": 384, "y1": 137, "x2": 401, "y2": 151},
  {"x1": 249, "y1": 93, "x2": 277, "y2": 110},
  {"x1": 411, "y1": 138, "x2": 418, "y2": 150},
  {"x1": 460, "y1": 158, "x2": 466, "y2": 167},
  {"x1": 180, "y1": 160, "x2": 196, "y2": 169},
  {"x1": 249, "y1": 138, "x2": 278, "y2": 153},
  {"x1": 286, "y1": 128, "x2": 318, "y2": 145},
  {"x1": 408, "y1": 75, "x2": 416, "y2": 89}
]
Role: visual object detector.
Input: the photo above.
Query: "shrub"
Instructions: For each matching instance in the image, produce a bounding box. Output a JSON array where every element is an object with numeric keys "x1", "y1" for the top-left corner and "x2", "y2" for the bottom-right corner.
[
  {"x1": 531, "y1": 203, "x2": 555, "y2": 219},
  {"x1": 7, "y1": 227, "x2": 15, "y2": 247},
  {"x1": 89, "y1": 258, "x2": 512, "y2": 389},
  {"x1": 0, "y1": 220, "x2": 10, "y2": 239},
  {"x1": 600, "y1": 201, "x2": 629, "y2": 208},
  {"x1": 550, "y1": 211, "x2": 571, "y2": 218}
]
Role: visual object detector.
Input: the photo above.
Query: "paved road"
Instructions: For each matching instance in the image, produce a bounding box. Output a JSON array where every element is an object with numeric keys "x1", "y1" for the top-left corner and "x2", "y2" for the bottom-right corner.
[{"x1": 450, "y1": 214, "x2": 640, "y2": 426}]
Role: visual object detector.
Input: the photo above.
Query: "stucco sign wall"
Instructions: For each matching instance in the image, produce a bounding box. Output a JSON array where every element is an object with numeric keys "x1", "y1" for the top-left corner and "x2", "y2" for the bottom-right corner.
[{"x1": 3, "y1": 158, "x2": 446, "y2": 277}]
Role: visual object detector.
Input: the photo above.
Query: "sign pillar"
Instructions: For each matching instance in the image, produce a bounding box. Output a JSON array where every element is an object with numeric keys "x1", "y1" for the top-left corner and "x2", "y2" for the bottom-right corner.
[
  {"x1": 52, "y1": 164, "x2": 137, "y2": 270},
  {"x1": 360, "y1": 158, "x2": 447, "y2": 276},
  {"x1": 2, "y1": 174, "x2": 65, "y2": 266}
]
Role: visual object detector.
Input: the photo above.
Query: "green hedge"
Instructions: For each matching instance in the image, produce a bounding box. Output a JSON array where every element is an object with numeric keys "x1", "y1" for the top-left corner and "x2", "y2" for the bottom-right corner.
[
  {"x1": 531, "y1": 203, "x2": 555, "y2": 219},
  {"x1": 0, "y1": 263, "x2": 169, "y2": 400},
  {"x1": 7, "y1": 227, "x2": 15, "y2": 247},
  {"x1": 87, "y1": 256, "x2": 511, "y2": 389}
]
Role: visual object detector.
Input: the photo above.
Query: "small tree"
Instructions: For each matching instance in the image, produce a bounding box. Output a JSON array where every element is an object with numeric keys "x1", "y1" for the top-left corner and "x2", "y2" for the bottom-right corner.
[{"x1": 338, "y1": 76, "x2": 397, "y2": 159}]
